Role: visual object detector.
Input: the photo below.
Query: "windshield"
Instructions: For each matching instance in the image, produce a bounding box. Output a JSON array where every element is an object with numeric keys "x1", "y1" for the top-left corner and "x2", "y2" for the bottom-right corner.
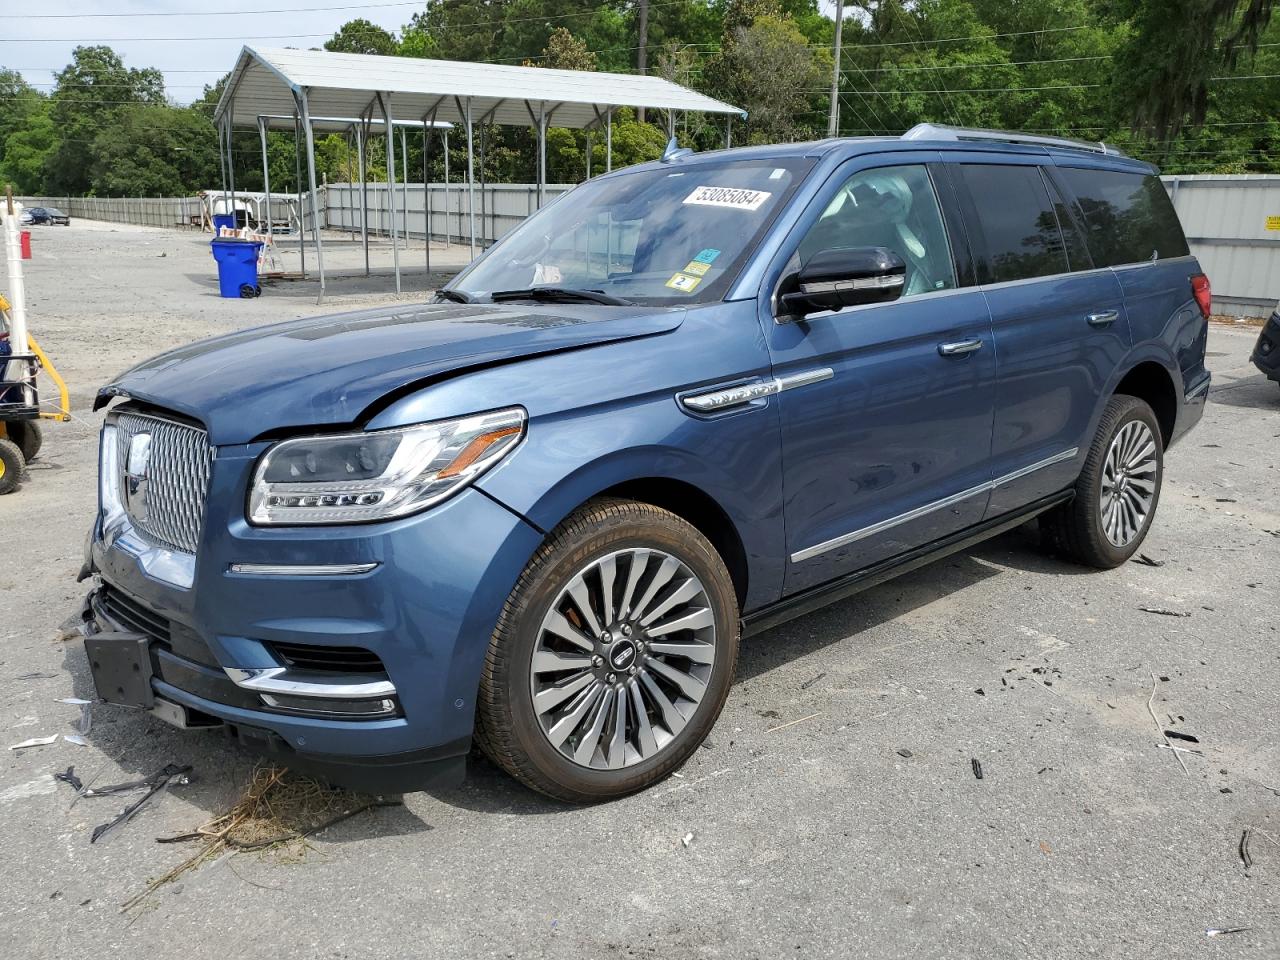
[{"x1": 451, "y1": 157, "x2": 814, "y2": 305}]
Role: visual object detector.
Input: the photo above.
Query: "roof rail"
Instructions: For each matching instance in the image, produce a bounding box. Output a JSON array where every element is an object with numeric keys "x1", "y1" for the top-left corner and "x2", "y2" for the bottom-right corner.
[{"x1": 901, "y1": 123, "x2": 1126, "y2": 158}]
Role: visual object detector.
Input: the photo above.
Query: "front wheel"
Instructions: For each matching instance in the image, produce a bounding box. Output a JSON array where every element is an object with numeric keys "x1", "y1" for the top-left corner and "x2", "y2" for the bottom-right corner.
[
  {"x1": 0, "y1": 438, "x2": 25, "y2": 494},
  {"x1": 475, "y1": 499, "x2": 739, "y2": 803},
  {"x1": 1041, "y1": 394, "x2": 1164, "y2": 568}
]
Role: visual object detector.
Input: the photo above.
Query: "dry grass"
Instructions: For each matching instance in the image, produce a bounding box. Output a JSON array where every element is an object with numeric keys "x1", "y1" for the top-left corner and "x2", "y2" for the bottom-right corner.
[{"x1": 121, "y1": 765, "x2": 397, "y2": 913}]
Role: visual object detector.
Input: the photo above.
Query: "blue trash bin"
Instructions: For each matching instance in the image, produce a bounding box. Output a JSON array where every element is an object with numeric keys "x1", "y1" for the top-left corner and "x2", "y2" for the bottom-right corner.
[
  {"x1": 210, "y1": 238, "x2": 263, "y2": 299},
  {"x1": 211, "y1": 213, "x2": 235, "y2": 234}
]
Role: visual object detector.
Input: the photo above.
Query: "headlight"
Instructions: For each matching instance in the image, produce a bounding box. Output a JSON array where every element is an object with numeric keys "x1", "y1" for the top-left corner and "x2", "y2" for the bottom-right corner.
[{"x1": 248, "y1": 408, "x2": 525, "y2": 525}]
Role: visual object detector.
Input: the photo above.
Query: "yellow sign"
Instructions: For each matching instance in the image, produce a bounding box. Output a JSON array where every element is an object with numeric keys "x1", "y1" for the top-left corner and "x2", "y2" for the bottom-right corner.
[
  {"x1": 1266, "y1": 215, "x2": 1280, "y2": 231},
  {"x1": 683, "y1": 261, "x2": 711, "y2": 276},
  {"x1": 665, "y1": 272, "x2": 702, "y2": 293}
]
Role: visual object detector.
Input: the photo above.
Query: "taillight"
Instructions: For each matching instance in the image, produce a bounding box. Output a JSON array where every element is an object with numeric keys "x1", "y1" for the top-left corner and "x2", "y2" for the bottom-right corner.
[{"x1": 1191, "y1": 273, "x2": 1212, "y2": 320}]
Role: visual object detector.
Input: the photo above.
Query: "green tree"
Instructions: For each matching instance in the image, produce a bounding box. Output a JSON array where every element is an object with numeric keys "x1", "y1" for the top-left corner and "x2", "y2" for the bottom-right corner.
[
  {"x1": 1111, "y1": 0, "x2": 1276, "y2": 137},
  {"x1": 325, "y1": 18, "x2": 399, "y2": 56},
  {"x1": 1, "y1": 101, "x2": 57, "y2": 194},
  {"x1": 44, "y1": 46, "x2": 165, "y2": 195},
  {"x1": 0, "y1": 70, "x2": 44, "y2": 171},
  {"x1": 90, "y1": 104, "x2": 219, "y2": 196}
]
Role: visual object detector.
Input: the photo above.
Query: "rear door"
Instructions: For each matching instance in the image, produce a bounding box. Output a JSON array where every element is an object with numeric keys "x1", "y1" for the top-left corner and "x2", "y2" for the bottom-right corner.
[
  {"x1": 949, "y1": 155, "x2": 1130, "y2": 516},
  {"x1": 760, "y1": 153, "x2": 997, "y2": 594}
]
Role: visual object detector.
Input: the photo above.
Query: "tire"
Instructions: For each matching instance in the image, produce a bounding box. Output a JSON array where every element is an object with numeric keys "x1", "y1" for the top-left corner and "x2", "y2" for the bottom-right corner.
[
  {"x1": 1040, "y1": 394, "x2": 1163, "y2": 568},
  {"x1": 7, "y1": 420, "x2": 42, "y2": 462},
  {"x1": 0, "y1": 438, "x2": 25, "y2": 495},
  {"x1": 475, "y1": 498, "x2": 740, "y2": 803}
]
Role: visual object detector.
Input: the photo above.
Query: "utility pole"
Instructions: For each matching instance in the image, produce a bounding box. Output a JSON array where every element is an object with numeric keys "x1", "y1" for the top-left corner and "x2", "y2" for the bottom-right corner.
[
  {"x1": 827, "y1": 0, "x2": 845, "y2": 138},
  {"x1": 637, "y1": 0, "x2": 650, "y2": 123}
]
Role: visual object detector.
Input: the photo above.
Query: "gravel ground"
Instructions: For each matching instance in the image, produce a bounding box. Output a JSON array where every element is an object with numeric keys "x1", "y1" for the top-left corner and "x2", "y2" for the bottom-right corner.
[{"x1": 1, "y1": 222, "x2": 1277, "y2": 959}]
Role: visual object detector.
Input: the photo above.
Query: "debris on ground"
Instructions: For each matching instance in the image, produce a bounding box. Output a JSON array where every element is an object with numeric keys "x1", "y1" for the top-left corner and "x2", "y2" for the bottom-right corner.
[
  {"x1": 90, "y1": 764, "x2": 191, "y2": 845},
  {"x1": 974, "y1": 687, "x2": 986, "y2": 696},
  {"x1": 64, "y1": 735, "x2": 87, "y2": 747},
  {"x1": 896, "y1": 749, "x2": 913, "y2": 759},
  {"x1": 55, "y1": 697, "x2": 94, "y2": 735},
  {"x1": 14, "y1": 671, "x2": 58, "y2": 680},
  {"x1": 1240, "y1": 829, "x2": 1253, "y2": 871},
  {"x1": 800, "y1": 672, "x2": 826, "y2": 690},
  {"x1": 10, "y1": 735, "x2": 59, "y2": 751},
  {"x1": 681, "y1": 832, "x2": 694, "y2": 848},
  {"x1": 1206, "y1": 927, "x2": 1250, "y2": 938},
  {"x1": 766, "y1": 713, "x2": 820, "y2": 733},
  {"x1": 53, "y1": 766, "x2": 83, "y2": 791},
  {"x1": 971, "y1": 758, "x2": 984, "y2": 780},
  {"x1": 1138, "y1": 606, "x2": 1191, "y2": 617},
  {"x1": 1147, "y1": 673, "x2": 1189, "y2": 776},
  {"x1": 1131, "y1": 554, "x2": 1165, "y2": 567},
  {"x1": 121, "y1": 765, "x2": 399, "y2": 913},
  {"x1": 1164, "y1": 730, "x2": 1200, "y2": 744}
]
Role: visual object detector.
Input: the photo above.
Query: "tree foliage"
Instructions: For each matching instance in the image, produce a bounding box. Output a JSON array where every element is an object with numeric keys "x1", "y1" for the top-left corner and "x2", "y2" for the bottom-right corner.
[{"x1": 3, "y1": 0, "x2": 1278, "y2": 199}]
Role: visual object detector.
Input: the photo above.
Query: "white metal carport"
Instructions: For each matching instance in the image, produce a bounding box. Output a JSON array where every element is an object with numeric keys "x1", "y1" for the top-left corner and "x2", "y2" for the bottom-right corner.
[{"x1": 213, "y1": 46, "x2": 746, "y2": 300}]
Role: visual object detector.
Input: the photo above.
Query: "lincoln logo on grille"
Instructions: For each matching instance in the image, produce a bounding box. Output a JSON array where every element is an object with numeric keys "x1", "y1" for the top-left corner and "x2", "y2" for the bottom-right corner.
[{"x1": 125, "y1": 433, "x2": 152, "y2": 523}]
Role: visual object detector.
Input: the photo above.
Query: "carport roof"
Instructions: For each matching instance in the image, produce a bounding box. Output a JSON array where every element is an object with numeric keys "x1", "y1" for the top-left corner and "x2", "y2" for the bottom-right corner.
[{"x1": 216, "y1": 46, "x2": 746, "y2": 130}]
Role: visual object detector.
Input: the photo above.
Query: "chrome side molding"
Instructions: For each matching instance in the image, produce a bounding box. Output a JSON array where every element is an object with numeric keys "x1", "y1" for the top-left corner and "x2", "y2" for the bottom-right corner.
[
  {"x1": 790, "y1": 447, "x2": 1079, "y2": 563},
  {"x1": 681, "y1": 367, "x2": 834, "y2": 413}
]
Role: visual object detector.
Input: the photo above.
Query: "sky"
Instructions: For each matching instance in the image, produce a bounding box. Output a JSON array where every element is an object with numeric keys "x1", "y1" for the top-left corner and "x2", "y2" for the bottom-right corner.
[{"x1": 4, "y1": 0, "x2": 418, "y2": 105}]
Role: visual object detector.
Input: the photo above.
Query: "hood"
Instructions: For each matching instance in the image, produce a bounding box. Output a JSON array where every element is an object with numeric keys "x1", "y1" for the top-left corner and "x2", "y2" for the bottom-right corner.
[{"x1": 96, "y1": 301, "x2": 684, "y2": 445}]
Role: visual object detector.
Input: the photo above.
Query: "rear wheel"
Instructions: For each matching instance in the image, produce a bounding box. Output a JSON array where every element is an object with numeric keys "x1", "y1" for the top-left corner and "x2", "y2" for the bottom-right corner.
[
  {"x1": 475, "y1": 498, "x2": 739, "y2": 803},
  {"x1": 0, "y1": 438, "x2": 25, "y2": 495},
  {"x1": 1041, "y1": 394, "x2": 1163, "y2": 568}
]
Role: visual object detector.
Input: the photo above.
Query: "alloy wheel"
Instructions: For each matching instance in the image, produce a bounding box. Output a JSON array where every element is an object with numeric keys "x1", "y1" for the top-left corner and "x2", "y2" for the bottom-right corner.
[
  {"x1": 529, "y1": 548, "x2": 717, "y2": 770},
  {"x1": 1100, "y1": 419, "x2": 1159, "y2": 547}
]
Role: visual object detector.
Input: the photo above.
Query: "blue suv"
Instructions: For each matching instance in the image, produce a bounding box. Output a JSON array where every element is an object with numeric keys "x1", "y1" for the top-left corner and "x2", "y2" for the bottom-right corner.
[{"x1": 81, "y1": 125, "x2": 1210, "y2": 801}]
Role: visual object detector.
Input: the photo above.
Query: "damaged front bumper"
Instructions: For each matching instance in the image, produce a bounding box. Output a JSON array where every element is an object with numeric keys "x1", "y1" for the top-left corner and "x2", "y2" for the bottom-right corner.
[{"x1": 79, "y1": 470, "x2": 544, "y2": 793}]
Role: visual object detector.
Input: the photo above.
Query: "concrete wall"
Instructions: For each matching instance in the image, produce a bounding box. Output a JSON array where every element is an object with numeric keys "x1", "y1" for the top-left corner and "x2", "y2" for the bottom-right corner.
[{"x1": 1163, "y1": 175, "x2": 1280, "y2": 317}]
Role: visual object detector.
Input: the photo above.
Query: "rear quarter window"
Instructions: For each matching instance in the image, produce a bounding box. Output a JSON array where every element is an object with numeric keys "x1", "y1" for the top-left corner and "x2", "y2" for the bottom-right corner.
[
  {"x1": 956, "y1": 164, "x2": 1070, "y2": 284},
  {"x1": 1056, "y1": 168, "x2": 1190, "y2": 267}
]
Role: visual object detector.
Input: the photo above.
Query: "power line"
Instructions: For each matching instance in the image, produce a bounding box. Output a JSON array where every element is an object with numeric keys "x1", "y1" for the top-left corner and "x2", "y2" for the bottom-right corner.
[{"x1": 3, "y1": 0, "x2": 425, "y2": 16}]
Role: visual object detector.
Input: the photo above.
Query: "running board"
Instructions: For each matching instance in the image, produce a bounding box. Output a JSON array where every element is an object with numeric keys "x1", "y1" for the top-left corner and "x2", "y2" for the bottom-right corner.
[{"x1": 741, "y1": 490, "x2": 1074, "y2": 637}]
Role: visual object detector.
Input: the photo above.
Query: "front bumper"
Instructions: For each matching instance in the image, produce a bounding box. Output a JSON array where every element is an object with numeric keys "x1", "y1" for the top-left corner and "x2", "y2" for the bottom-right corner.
[
  {"x1": 1251, "y1": 312, "x2": 1280, "y2": 382},
  {"x1": 84, "y1": 463, "x2": 543, "y2": 791}
]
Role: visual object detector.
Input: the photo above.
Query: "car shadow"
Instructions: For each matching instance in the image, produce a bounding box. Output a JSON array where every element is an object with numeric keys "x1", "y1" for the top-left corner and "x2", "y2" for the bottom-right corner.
[{"x1": 1207, "y1": 372, "x2": 1280, "y2": 410}]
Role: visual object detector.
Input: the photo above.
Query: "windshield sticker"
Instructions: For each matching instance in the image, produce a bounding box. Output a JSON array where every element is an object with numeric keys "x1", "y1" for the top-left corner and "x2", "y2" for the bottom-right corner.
[
  {"x1": 683, "y1": 186, "x2": 772, "y2": 211},
  {"x1": 665, "y1": 272, "x2": 703, "y2": 293},
  {"x1": 769, "y1": 168, "x2": 787, "y2": 180},
  {"x1": 682, "y1": 261, "x2": 711, "y2": 277},
  {"x1": 693, "y1": 248, "x2": 721, "y2": 264}
]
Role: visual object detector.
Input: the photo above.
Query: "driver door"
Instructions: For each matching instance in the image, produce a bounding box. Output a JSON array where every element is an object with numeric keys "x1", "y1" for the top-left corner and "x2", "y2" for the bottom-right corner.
[{"x1": 763, "y1": 157, "x2": 997, "y2": 594}]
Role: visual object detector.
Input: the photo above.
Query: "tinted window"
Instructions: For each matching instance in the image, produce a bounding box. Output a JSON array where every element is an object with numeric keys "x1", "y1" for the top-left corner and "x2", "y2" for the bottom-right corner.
[
  {"x1": 958, "y1": 164, "x2": 1068, "y2": 283},
  {"x1": 797, "y1": 164, "x2": 956, "y2": 298},
  {"x1": 1057, "y1": 168, "x2": 1190, "y2": 267},
  {"x1": 1043, "y1": 176, "x2": 1092, "y2": 271}
]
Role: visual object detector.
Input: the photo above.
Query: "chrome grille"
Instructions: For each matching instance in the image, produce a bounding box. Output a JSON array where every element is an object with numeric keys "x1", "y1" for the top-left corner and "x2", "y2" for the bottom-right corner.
[{"x1": 115, "y1": 412, "x2": 212, "y2": 554}]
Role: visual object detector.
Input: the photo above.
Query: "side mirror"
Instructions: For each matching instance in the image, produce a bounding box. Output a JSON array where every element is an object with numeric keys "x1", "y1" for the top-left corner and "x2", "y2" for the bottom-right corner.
[{"x1": 779, "y1": 246, "x2": 906, "y2": 319}]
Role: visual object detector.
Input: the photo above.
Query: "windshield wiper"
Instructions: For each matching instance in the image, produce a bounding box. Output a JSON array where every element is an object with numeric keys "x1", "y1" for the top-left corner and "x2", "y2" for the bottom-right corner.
[
  {"x1": 489, "y1": 286, "x2": 633, "y2": 306},
  {"x1": 434, "y1": 288, "x2": 473, "y2": 304}
]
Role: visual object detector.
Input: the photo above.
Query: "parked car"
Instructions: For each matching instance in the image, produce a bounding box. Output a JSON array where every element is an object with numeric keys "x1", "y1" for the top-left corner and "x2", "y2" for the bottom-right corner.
[
  {"x1": 79, "y1": 125, "x2": 1210, "y2": 801},
  {"x1": 28, "y1": 206, "x2": 70, "y2": 226},
  {"x1": 19, "y1": 209, "x2": 32, "y2": 226},
  {"x1": 1250, "y1": 305, "x2": 1280, "y2": 390}
]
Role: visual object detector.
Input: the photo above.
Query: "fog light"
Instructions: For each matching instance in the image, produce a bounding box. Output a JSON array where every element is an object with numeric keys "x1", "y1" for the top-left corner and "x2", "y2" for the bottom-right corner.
[
  {"x1": 1260, "y1": 339, "x2": 1273, "y2": 355},
  {"x1": 259, "y1": 693, "x2": 398, "y2": 717}
]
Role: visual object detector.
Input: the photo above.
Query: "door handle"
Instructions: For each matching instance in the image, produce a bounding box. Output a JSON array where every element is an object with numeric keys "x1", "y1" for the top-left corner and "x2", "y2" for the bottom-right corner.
[
  {"x1": 937, "y1": 338, "x2": 983, "y2": 357},
  {"x1": 1087, "y1": 309, "x2": 1119, "y2": 327}
]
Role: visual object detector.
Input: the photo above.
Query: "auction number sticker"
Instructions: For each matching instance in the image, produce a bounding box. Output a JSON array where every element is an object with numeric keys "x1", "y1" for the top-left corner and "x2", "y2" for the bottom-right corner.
[
  {"x1": 665, "y1": 272, "x2": 703, "y2": 292},
  {"x1": 683, "y1": 186, "x2": 772, "y2": 211},
  {"x1": 682, "y1": 261, "x2": 711, "y2": 276}
]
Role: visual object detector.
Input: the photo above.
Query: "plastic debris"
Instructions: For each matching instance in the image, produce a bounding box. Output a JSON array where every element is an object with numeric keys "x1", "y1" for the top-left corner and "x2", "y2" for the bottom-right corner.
[
  {"x1": 800, "y1": 672, "x2": 826, "y2": 690},
  {"x1": 64, "y1": 735, "x2": 88, "y2": 747},
  {"x1": 10, "y1": 735, "x2": 59, "y2": 750},
  {"x1": 54, "y1": 766, "x2": 83, "y2": 792},
  {"x1": 14, "y1": 671, "x2": 58, "y2": 680},
  {"x1": 1240, "y1": 829, "x2": 1253, "y2": 871},
  {"x1": 1206, "y1": 928, "x2": 1250, "y2": 938},
  {"x1": 1164, "y1": 730, "x2": 1200, "y2": 744},
  {"x1": 55, "y1": 697, "x2": 94, "y2": 735},
  {"x1": 1139, "y1": 606, "x2": 1191, "y2": 617},
  {"x1": 1131, "y1": 554, "x2": 1165, "y2": 567},
  {"x1": 971, "y1": 758, "x2": 984, "y2": 780},
  {"x1": 896, "y1": 748, "x2": 913, "y2": 758},
  {"x1": 681, "y1": 832, "x2": 694, "y2": 848},
  {"x1": 90, "y1": 764, "x2": 191, "y2": 845}
]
